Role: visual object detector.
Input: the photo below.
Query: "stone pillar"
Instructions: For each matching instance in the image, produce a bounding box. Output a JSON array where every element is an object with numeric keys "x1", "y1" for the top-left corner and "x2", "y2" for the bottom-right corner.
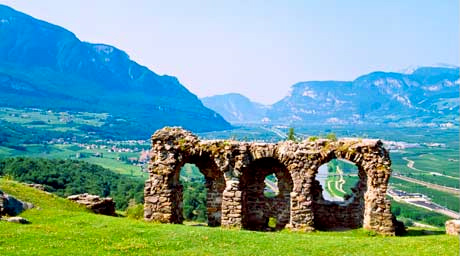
[
  {"x1": 362, "y1": 162, "x2": 395, "y2": 235},
  {"x1": 273, "y1": 167, "x2": 293, "y2": 230},
  {"x1": 289, "y1": 195, "x2": 314, "y2": 230},
  {"x1": 221, "y1": 179, "x2": 243, "y2": 228},
  {"x1": 288, "y1": 170, "x2": 315, "y2": 231},
  {"x1": 144, "y1": 173, "x2": 183, "y2": 223},
  {"x1": 205, "y1": 176, "x2": 225, "y2": 227}
]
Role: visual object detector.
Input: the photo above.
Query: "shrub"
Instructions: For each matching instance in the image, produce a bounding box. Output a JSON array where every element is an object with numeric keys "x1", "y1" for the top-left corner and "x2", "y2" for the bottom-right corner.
[
  {"x1": 126, "y1": 201, "x2": 144, "y2": 220},
  {"x1": 326, "y1": 133, "x2": 337, "y2": 141},
  {"x1": 0, "y1": 157, "x2": 144, "y2": 210},
  {"x1": 308, "y1": 136, "x2": 319, "y2": 142},
  {"x1": 287, "y1": 128, "x2": 296, "y2": 142}
]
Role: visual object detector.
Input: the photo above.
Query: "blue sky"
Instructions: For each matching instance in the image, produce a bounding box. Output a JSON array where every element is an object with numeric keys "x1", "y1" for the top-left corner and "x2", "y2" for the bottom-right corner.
[{"x1": 2, "y1": 0, "x2": 459, "y2": 104}]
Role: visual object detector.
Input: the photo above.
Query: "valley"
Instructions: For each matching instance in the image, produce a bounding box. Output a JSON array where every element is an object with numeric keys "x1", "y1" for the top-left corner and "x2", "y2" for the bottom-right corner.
[
  {"x1": 0, "y1": 106, "x2": 457, "y2": 228},
  {"x1": 0, "y1": 2, "x2": 458, "y2": 255}
]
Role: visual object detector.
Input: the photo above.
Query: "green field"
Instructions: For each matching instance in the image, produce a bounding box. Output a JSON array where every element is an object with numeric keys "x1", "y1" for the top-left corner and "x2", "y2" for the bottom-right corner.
[
  {"x1": 324, "y1": 159, "x2": 360, "y2": 199},
  {"x1": 0, "y1": 107, "x2": 108, "y2": 127},
  {"x1": 0, "y1": 143, "x2": 148, "y2": 180},
  {"x1": 1, "y1": 179, "x2": 458, "y2": 256},
  {"x1": 1, "y1": 107, "x2": 459, "y2": 229},
  {"x1": 0, "y1": 107, "x2": 150, "y2": 179},
  {"x1": 390, "y1": 178, "x2": 460, "y2": 212},
  {"x1": 391, "y1": 147, "x2": 459, "y2": 185}
]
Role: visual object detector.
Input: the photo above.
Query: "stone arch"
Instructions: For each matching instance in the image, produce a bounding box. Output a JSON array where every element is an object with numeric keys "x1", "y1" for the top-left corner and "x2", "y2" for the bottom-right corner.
[
  {"x1": 151, "y1": 149, "x2": 225, "y2": 226},
  {"x1": 311, "y1": 148, "x2": 367, "y2": 230},
  {"x1": 143, "y1": 127, "x2": 225, "y2": 226},
  {"x1": 181, "y1": 153, "x2": 225, "y2": 227},
  {"x1": 239, "y1": 157, "x2": 293, "y2": 231},
  {"x1": 144, "y1": 128, "x2": 397, "y2": 235}
]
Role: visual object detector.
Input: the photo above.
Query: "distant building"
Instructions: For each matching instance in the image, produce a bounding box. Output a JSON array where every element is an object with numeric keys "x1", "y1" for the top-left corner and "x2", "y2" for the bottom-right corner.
[{"x1": 94, "y1": 152, "x2": 103, "y2": 158}]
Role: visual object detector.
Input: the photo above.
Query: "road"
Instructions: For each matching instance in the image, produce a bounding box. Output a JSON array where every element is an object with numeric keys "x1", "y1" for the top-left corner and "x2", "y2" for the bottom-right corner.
[
  {"x1": 260, "y1": 127, "x2": 287, "y2": 139},
  {"x1": 393, "y1": 174, "x2": 460, "y2": 195},
  {"x1": 402, "y1": 156, "x2": 460, "y2": 180},
  {"x1": 388, "y1": 189, "x2": 460, "y2": 219}
]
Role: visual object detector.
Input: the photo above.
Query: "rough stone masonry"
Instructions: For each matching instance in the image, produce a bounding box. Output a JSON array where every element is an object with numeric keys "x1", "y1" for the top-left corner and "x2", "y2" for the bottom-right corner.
[{"x1": 144, "y1": 127, "x2": 398, "y2": 235}]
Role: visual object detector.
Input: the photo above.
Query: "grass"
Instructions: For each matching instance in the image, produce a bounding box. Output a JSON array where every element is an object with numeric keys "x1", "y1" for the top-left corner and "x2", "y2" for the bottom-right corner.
[
  {"x1": 84, "y1": 157, "x2": 147, "y2": 179},
  {"x1": 1, "y1": 179, "x2": 458, "y2": 256}
]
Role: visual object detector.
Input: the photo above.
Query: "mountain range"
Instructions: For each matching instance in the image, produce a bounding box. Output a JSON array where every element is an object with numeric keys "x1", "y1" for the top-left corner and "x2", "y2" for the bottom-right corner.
[
  {"x1": 0, "y1": 4, "x2": 231, "y2": 137},
  {"x1": 203, "y1": 67, "x2": 459, "y2": 127},
  {"x1": 1, "y1": 4, "x2": 458, "y2": 135},
  {"x1": 201, "y1": 93, "x2": 268, "y2": 124}
]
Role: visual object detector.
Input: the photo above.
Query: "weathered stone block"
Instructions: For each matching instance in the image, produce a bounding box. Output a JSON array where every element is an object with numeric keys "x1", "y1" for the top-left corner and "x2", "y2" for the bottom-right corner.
[
  {"x1": 67, "y1": 194, "x2": 115, "y2": 216},
  {"x1": 445, "y1": 219, "x2": 460, "y2": 235}
]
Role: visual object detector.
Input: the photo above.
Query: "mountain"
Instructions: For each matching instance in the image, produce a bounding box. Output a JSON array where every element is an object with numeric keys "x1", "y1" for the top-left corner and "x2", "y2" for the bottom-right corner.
[
  {"x1": 0, "y1": 5, "x2": 231, "y2": 137},
  {"x1": 205, "y1": 67, "x2": 459, "y2": 127},
  {"x1": 201, "y1": 93, "x2": 268, "y2": 124}
]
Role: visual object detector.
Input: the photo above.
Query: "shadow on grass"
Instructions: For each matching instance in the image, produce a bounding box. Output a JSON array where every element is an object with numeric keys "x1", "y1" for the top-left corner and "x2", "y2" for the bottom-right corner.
[{"x1": 402, "y1": 229, "x2": 445, "y2": 237}]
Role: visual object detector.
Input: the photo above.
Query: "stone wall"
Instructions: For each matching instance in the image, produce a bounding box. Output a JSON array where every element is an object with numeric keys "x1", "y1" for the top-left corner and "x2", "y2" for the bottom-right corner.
[{"x1": 144, "y1": 127, "x2": 398, "y2": 235}]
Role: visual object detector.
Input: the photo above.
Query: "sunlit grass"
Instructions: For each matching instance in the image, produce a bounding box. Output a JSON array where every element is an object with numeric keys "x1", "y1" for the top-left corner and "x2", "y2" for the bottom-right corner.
[{"x1": 1, "y1": 179, "x2": 458, "y2": 256}]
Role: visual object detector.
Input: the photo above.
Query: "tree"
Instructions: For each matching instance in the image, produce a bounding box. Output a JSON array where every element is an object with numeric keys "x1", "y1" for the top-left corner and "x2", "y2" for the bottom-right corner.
[
  {"x1": 0, "y1": 157, "x2": 144, "y2": 210},
  {"x1": 287, "y1": 127, "x2": 296, "y2": 141}
]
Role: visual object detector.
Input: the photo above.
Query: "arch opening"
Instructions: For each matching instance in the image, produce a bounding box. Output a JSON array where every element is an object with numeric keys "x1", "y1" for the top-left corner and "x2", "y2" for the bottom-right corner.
[
  {"x1": 312, "y1": 157, "x2": 367, "y2": 230},
  {"x1": 264, "y1": 174, "x2": 279, "y2": 198},
  {"x1": 240, "y1": 157, "x2": 293, "y2": 231},
  {"x1": 169, "y1": 154, "x2": 225, "y2": 227},
  {"x1": 180, "y1": 164, "x2": 207, "y2": 223},
  {"x1": 317, "y1": 159, "x2": 360, "y2": 202}
]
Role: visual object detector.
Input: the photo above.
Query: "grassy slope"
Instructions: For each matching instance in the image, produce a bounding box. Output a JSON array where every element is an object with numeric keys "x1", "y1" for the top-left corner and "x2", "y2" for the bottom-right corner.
[{"x1": 0, "y1": 179, "x2": 458, "y2": 256}]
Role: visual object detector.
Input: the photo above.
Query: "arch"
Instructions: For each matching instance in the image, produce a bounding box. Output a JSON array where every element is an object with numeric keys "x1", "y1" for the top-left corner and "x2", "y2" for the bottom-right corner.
[
  {"x1": 184, "y1": 154, "x2": 225, "y2": 227},
  {"x1": 144, "y1": 127, "x2": 397, "y2": 235},
  {"x1": 239, "y1": 157, "x2": 293, "y2": 231},
  {"x1": 167, "y1": 152, "x2": 225, "y2": 226},
  {"x1": 311, "y1": 151, "x2": 367, "y2": 230}
]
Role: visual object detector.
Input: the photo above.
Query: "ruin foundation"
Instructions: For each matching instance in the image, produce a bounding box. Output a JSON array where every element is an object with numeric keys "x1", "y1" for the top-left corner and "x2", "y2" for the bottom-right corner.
[{"x1": 144, "y1": 127, "x2": 397, "y2": 235}]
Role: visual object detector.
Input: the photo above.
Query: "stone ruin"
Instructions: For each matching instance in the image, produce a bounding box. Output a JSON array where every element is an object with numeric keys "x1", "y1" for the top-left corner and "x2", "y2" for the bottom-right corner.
[
  {"x1": 445, "y1": 219, "x2": 460, "y2": 235},
  {"x1": 144, "y1": 127, "x2": 398, "y2": 235},
  {"x1": 67, "y1": 194, "x2": 116, "y2": 216}
]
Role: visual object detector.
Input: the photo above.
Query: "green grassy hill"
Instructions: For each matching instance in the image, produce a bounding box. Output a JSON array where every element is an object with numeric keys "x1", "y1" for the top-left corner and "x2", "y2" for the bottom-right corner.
[{"x1": 1, "y1": 179, "x2": 458, "y2": 256}]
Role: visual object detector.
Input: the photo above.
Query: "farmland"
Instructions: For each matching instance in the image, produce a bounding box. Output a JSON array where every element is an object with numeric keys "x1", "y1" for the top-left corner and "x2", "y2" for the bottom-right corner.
[{"x1": 0, "y1": 107, "x2": 458, "y2": 226}]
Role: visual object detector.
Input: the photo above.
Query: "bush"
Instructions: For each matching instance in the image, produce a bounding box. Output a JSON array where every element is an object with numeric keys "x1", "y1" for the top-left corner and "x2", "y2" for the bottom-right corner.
[
  {"x1": 287, "y1": 128, "x2": 296, "y2": 142},
  {"x1": 308, "y1": 136, "x2": 319, "y2": 142},
  {"x1": 126, "y1": 201, "x2": 144, "y2": 220},
  {"x1": 403, "y1": 218, "x2": 414, "y2": 227},
  {"x1": 391, "y1": 200, "x2": 450, "y2": 227},
  {"x1": 0, "y1": 157, "x2": 144, "y2": 210}
]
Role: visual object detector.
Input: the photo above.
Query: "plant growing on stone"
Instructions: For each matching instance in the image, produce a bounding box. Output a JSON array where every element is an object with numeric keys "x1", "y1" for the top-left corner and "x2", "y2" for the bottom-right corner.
[
  {"x1": 325, "y1": 132, "x2": 337, "y2": 141},
  {"x1": 287, "y1": 127, "x2": 296, "y2": 142},
  {"x1": 308, "y1": 136, "x2": 319, "y2": 142}
]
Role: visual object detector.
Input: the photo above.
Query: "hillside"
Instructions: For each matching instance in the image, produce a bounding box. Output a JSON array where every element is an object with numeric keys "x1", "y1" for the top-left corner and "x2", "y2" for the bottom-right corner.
[
  {"x1": 0, "y1": 157, "x2": 144, "y2": 209},
  {"x1": 0, "y1": 5, "x2": 231, "y2": 137},
  {"x1": 201, "y1": 93, "x2": 268, "y2": 124},
  {"x1": 204, "y1": 67, "x2": 459, "y2": 127},
  {"x1": 1, "y1": 179, "x2": 458, "y2": 255}
]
